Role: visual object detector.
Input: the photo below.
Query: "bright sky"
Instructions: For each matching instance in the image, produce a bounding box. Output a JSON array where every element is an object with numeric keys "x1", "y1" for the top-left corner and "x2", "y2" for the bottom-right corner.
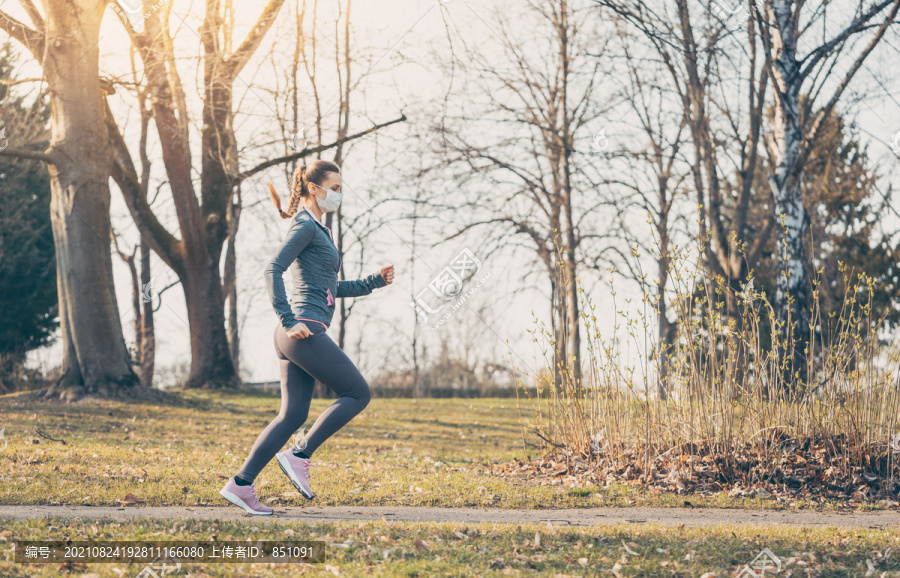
[
  {"x1": 10, "y1": 0, "x2": 569, "y2": 387},
  {"x1": 7, "y1": 0, "x2": 900, "y2": 388}
]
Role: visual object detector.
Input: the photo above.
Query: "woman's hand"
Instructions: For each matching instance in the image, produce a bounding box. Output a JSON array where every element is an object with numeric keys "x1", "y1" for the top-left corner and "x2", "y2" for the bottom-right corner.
[
  {"x1": 286, "y1": 322, "x2": 312, "y2": 340},
  {"x1": 379, "y1": 264, "x2": 395, "y2": 285}
]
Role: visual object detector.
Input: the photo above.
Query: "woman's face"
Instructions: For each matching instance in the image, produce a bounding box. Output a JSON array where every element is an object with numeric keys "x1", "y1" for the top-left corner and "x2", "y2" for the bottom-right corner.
[{"x1": 308, "y1": 172, "x2": 342, "y2": 200}]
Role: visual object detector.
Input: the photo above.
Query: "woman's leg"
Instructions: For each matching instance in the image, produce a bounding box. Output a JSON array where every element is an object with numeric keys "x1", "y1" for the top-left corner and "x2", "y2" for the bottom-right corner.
[
  {"x1": 273, "y1": 322, "x2": 371, "y2": 458},
  {"x1": 234, "y1": 325, "x2": 315, "y2": 483}
]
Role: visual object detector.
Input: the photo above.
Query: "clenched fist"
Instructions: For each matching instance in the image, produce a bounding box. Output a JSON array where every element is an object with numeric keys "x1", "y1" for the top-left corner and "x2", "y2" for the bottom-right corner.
[
  {"x1": 286, "y1": 322, "x2": 312, "y2": 340},
  {"x1": 379, "y1": 264, "x2": 395, "y2": 285}
]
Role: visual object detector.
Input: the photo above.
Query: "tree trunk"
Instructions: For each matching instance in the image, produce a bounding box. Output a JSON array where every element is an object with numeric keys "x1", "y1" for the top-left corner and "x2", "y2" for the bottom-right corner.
[
  {"x1": 139, "y1": 239, "x2": 155, "y2": 387},
  {"x1": 657, "y1": 247, "x2": 671, "y2": 401},
  {"x1": 550, "y1": 274, "x2": 563, "y2": 387},
  {"x1": 181, "y1": 256, "x2": 238, "y2": 389},
  {"x1": 723, "y1": 281, "x2": 746, "y2": 398},
  {"x1": 40, "y1": 0, "x2": 139, "y2": 400},
  {"x1": 562, "y1": 254, "x2": 581, "y2": 389},
  {"x1": 223, "y1": 191, "x2": 241, "y2": 378},
  {"x1": 772, "y1": 175, "x2": 810, "y2": 391},
  {"x1": 768, "y1": 2, "x2": 809, "y2": 391}
]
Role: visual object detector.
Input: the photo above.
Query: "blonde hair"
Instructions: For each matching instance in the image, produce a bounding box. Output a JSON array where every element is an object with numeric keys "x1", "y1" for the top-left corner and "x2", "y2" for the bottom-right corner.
[{"x1": 268, "y1": 160, "x2": 340, "y2": 219}]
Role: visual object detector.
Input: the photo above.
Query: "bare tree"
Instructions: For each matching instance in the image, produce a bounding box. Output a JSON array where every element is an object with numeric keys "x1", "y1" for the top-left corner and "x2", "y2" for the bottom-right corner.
[
  {"x1": 107, "y1": 54, "x2": 162, "y2": 389},
  {"x1": 291, "y1": 0, "x2": 373, "y2": 352},
  {"x1": 103, "y1": 0, "x2": 288, "y2": 389},
  {"x1": 106, "y1": 1, "x2": 403, "y2": 389},
  {"x1": 597, "y1": 0, "x2": 775, "y2": 393},
  {"x1": 329, "y1": 0, "x2": 353, "y2": 350},
  {"x1": 0, "y1": 0, "x2": 141, "y2": 400},
  {"x1": 425, "y1": 0, "x2": 618, "y2": 388},
  {"x1": 753, "y1": 0, "x2": 900, "y2": 387},
  {"x1": 597, "y1": 37, "x2": 690, "y2": 399}
]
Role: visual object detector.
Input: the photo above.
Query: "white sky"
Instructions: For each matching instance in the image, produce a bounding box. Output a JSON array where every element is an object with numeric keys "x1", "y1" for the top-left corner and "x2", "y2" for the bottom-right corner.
[{"x1": 7, "y1": 0, "x2": 900, "y2": 387}]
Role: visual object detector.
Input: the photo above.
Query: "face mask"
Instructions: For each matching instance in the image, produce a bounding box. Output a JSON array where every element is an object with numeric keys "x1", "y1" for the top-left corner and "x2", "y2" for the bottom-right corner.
[{"x1": 315, "y1": 184, "x2": 343, "y2": 212}]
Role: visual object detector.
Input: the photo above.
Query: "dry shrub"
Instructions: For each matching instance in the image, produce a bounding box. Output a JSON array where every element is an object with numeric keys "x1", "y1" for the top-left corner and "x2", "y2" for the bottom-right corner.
[{"x1": 516, "y1": 246, "x2": 900, "y2": 500}]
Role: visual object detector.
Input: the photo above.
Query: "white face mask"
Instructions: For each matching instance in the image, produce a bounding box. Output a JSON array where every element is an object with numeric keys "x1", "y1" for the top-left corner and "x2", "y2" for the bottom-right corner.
[{"x1": 315, "y1": 183, "x2": 343, "y2": 212}]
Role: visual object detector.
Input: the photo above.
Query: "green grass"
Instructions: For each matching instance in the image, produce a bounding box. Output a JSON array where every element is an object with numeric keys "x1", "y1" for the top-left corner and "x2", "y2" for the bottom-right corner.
[
  {"x1": 1, "y1": 517, "x2": 898, "y2": 576},
  {"x1": 0, "y1": 390, "x2": 859, "y2": 509}
]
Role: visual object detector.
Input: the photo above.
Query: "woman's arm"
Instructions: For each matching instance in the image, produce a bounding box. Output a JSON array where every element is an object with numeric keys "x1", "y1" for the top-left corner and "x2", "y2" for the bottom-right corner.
[
  {"x1": 335, "y1": 271, "x2": 388, "y2": 298},
  {"x1": 264, "y1": 219, "x2": 316, "y2": 329},
  {"x1": 336, "y1": 265, "x2": 393, "y2": 299}
]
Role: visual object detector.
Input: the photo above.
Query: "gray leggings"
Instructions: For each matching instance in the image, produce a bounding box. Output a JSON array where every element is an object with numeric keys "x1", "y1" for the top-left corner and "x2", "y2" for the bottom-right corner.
[{"x1": 235, "y1": 321, "x2": 371, "y2": 482}]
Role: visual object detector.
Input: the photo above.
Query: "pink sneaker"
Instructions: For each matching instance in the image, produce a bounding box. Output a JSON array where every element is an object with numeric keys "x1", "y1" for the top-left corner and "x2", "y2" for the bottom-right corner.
[
  {"x1": 276, "y1": 450, "x2": 316, "y2": 499},
  {"x1": 219, "y1": 478, "x2": 274, "y2": 515}
]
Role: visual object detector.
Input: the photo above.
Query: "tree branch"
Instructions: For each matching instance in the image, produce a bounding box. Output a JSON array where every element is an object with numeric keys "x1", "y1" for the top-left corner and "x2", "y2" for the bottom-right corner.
[
  {"x1": 0, "y1": 9, "x2": 44, "y2": 60},
  {"x1": 227, "y1": 0, "x2": 288, "y2": 80},
  {"x1": 798, "y1": 0, "x2": 898, "y2": 80},
  {"x1": 17, "y1": 0, "x2": 43, "y2": 30},
  {"x1": 0, "y1": 147, "x2": 56, "y2": 164},
  {"x1": 105, "y1": 98, "x2": 183, "y2": 274},
  {"x1": 234, "y1": 114, "x2": 406, "y2": 183}
]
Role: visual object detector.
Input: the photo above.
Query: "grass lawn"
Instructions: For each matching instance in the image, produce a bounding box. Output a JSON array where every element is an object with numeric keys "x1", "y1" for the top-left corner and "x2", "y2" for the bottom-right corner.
[
  {"x1": 0, "y1": 390, "x2": 867, "y2": 510},
  {"x1": 1, "y1": 517, "x2": 897, "y2": 576}
]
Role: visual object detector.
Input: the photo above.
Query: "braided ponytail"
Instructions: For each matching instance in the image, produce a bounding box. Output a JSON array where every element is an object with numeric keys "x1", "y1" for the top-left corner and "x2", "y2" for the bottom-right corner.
[
  {"x1": 286, "y1": 165, "x2": 307, "y2": 217},
  {"x1": 268, "y1": 165, "x2": 307, "y2": 219}
]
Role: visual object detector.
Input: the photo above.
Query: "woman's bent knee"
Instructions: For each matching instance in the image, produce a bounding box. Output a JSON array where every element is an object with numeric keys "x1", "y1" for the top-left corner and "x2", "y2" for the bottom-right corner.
[
  {"x1": 281, "y1": 411, "x2": 308, "y2": 429},
  {"x1": 357, "y1": 382, "x2": 372, "y2": 408}
]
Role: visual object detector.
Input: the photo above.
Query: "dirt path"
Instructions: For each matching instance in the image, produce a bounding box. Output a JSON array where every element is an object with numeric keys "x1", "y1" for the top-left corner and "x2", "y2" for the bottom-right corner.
[{"x1": 1, "y1": 505, "x2": 898, "y2": 528}]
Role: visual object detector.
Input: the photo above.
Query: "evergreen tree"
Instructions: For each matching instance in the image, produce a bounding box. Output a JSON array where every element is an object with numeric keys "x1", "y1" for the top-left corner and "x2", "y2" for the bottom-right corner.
[{"x1": 0, "y1": 41, "x2": 56, "y2": 386}]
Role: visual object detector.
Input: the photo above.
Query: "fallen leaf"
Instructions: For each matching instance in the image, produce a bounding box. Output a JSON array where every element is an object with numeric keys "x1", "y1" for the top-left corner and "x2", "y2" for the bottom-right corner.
[
  {"x1": 118, "y1": 493, "x2": 144, "y2": 506},
  {"x1": 324, "y1": 564, "x2": 340, "y2": 575},
  {"x1": 622, "y1": 540, "x2": 640, "y2": 556}
]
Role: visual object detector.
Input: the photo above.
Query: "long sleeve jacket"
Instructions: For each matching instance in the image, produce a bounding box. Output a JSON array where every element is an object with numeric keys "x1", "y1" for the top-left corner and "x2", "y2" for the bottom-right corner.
[{"x1": 264, "y1": 206, "x2": 386, "y2": 330}]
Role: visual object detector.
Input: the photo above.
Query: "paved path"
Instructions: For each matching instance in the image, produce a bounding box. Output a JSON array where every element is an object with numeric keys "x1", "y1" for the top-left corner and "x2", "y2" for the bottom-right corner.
[{"x1": 1, "y1": 505, "x2": 898, "y2": 528}]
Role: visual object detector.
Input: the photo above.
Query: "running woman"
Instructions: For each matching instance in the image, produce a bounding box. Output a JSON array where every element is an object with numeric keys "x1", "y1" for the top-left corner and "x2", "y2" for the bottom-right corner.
[{"x1": 219, "y1": 160, "x2": 394, "y2": 515}]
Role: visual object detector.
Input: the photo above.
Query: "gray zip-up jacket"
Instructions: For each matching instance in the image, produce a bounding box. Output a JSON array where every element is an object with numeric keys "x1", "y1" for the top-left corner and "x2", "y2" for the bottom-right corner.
[{"x1": 265, "y1": 206, "x2": 386, "y2": 331}]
